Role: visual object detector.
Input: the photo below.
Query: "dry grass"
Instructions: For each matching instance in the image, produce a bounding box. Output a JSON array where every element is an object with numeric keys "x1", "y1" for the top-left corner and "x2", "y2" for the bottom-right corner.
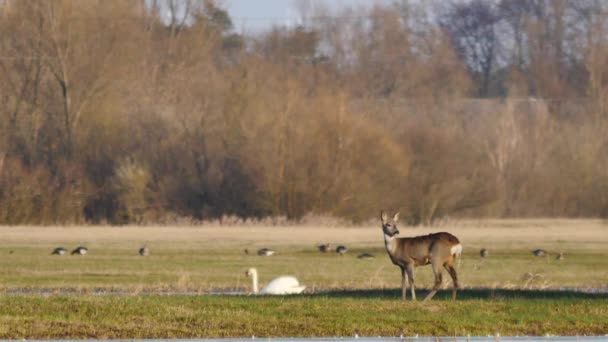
[
  {"x1": 1, "y1": 218, "x2": 605, "y2": 262},
  {"x1": 2, "y1": 217, "x2": 606, "y2": 245}
]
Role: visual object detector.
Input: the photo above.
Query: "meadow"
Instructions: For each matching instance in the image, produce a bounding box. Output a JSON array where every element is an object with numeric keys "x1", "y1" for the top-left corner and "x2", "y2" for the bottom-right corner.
[{"x1": 0, "y1": 219, "x2": 607, "y2": 338}]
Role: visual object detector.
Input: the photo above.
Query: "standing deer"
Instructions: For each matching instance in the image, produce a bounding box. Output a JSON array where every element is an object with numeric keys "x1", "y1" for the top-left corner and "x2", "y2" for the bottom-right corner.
[{"x1": 381, "y1": 211, "x2": 462, "y2": 301}]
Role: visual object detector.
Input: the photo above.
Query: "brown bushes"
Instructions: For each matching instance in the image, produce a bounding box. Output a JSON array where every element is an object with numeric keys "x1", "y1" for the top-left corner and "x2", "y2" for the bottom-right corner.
[{"x1": 1, "y1": 1, "x2": 608, "y2": 224}]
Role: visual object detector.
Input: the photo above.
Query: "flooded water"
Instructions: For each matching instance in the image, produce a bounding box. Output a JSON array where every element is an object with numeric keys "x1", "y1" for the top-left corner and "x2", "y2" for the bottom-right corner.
[
  {"x1": 3, "y1": 286, "x2": 608, "y2": 296},
  {"x1": 2, "y1": 288, "x2": 247, "y2": 296}
]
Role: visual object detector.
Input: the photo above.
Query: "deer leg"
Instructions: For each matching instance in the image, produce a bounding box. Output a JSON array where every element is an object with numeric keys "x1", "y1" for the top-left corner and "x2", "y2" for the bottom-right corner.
[
  {"x1": 445, "y1": 264, "x2": 459, "y2": 300},
  {"x1": 423, "y1": 264, "x2": 443, "y2": 302},
  {"x1": 401, "y1": 268, "x2": 408, "y2": 300},
  {"x1": 405, "y1": 265, "x2": 416, "y2": 301}
]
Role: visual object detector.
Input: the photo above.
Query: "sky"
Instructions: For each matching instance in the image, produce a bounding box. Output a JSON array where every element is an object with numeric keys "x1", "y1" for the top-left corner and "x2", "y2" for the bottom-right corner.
[{"x1": 224, "y1": 0, "x2": 390, "y2": 33}]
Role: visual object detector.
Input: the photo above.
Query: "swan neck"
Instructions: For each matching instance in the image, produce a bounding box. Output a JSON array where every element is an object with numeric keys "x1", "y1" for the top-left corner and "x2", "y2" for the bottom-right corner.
[{"x1": 251, "y1": 271, "x2": 258, "y2": 294}]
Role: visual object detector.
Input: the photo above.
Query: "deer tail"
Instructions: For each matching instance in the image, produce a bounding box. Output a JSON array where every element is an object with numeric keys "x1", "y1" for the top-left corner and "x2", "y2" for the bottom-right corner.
[{"x1": 451, "y1": 243, "x2": 463, "y2": 268}]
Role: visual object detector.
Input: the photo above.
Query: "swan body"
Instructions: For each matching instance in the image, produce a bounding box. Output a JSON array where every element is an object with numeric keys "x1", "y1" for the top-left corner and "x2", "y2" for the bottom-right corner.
[
  {"x1": 261, "y1": 276, "x2": 305, "y2": 295},
  {"x1": 245, "y1": 268, "x2": 305, "y2": 295}
]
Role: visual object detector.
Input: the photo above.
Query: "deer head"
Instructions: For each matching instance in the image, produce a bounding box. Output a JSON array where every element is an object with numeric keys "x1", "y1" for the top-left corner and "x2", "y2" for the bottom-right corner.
[{"x1": 381, "y1": 211, "x2": 400, "y2": 237}]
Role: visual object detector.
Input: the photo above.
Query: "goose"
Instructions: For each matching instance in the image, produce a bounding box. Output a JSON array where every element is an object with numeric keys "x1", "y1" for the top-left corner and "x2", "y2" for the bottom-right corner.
[
  {"x1": 532, "y1": 249, "x2": 547, "y2": 257},
  {"x1": 257, "y1": 248, "x2": 275, "y2": 256},
  {"x1": 479, "y1": 248, "x2": 489, "y2": 258},
  {"x1": 245, "y1": 268, "x2": 305, "y2": 295},
  {"x1": 318, "y1": 243, "x2": 331, "y2": 253},
  {"x1": 139, "y1": 244, "x2": 149, "y2": 256},
  {"x1": 52, "y1": 247, "x2": 67, "y2": 255},
  {"x1": 71, "y1": 246, "x2": 88, "y2": 255},
  {"x1": 336, "y1": 245, "x2": 347, "y2": 255},
  {"x1": 357, "y1": 253, "x2": 375, "y2": 259}
]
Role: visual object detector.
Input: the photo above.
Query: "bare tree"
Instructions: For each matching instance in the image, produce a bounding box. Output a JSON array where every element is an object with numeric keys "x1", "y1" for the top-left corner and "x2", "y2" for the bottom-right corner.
[{"x1": 440, "y1": 0, "x2": 500, "y2": 96}]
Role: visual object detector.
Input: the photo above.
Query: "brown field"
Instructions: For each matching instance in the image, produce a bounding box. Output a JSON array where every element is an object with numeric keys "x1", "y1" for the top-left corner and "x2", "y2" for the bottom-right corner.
[{"x1": 2, "y1": 218, "x2": 607, "y2": 245}]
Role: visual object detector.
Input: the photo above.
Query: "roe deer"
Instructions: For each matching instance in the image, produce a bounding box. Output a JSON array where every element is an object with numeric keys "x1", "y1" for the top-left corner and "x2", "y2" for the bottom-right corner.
[{"x1": 381, "y1": 211, "x2": 462, "y2": 301}]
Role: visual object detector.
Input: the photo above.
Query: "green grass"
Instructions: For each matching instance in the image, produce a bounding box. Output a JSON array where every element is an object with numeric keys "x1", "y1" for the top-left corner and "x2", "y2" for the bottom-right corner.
[
  {"x1": 1, "y1": 290, "x2": 607, "y2": 338},
  {"x1": 0, "y1": 244, "x2": 605, "y2": 291}
]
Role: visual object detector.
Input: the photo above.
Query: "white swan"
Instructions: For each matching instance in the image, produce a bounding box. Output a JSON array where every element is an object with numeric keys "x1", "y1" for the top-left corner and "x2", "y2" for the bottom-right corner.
[{"x1": 245, "y1": 268, "x2": 306, "y2": 295}]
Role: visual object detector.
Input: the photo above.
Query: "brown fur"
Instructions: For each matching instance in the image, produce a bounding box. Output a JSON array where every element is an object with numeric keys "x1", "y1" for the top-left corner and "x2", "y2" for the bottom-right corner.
[{"x1": 381, "y1": 211, "x2": 462, "y2": 301}]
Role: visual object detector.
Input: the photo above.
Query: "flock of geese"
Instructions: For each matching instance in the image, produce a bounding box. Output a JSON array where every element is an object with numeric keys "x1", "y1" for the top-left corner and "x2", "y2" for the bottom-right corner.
[
  {"x1": 51, "y1": 246, "x2": 88, "y2": 256},
  {"x1": 49, "y1": 243, "x2": 369, "y2": 260},
  {"x1": 51, "y1": 244, "x2": 149, "y2": 256},
  {"x1": 478, "y1": 247, "x2": 564, "y2": 260},
  {"x1": 244, "y1": 243, "x2": 374, "y2": 259}
]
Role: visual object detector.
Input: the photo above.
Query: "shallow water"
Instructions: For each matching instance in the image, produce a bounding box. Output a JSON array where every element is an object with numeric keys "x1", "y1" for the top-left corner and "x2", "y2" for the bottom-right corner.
[
  {"x1": 2, "y1": 286, "x2": 608, "y2": 296},
  {"x1": 1, "y1": 288, "x2": 247, "y2": 296}
]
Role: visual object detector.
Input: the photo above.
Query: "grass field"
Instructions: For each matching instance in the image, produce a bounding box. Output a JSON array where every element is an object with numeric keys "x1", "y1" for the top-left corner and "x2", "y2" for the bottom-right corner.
[
  {"x1": 0, "y1": 219, "x2": 607, "y2": 338},
  {"x1": 1, "y1": 290, "x2": 607, "y2": 338}
]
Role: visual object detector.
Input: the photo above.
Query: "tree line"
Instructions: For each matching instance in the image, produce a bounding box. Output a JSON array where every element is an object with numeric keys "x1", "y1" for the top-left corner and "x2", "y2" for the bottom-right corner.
[{"x1": 1, "y1": 0, "x2": 608, "y2": 225}]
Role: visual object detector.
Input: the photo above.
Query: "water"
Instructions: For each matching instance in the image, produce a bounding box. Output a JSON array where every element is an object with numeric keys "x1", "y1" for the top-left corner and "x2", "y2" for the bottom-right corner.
[
  {"x1": 3, "y1": 286, "x2": 608, "y2": 296},
  {"x1": 2, "y1": 288, "x2": 248, "y2": 296}
]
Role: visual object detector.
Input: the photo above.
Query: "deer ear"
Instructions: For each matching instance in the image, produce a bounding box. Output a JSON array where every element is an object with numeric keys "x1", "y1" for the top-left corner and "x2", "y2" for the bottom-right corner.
[
  {"x1": 381, "y1": 211, "x2": 388, "y2": 223},
  {"x1": 393, "y1": 212, "x2": 400, "y2": 222}
]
